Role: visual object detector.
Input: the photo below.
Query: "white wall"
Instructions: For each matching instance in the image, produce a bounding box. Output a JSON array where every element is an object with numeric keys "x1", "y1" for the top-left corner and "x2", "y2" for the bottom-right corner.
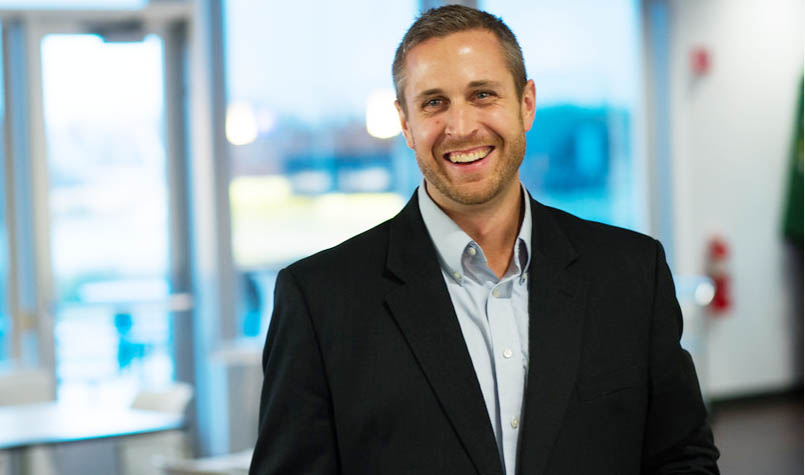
[{"x1": 667, "y1": 0, "x2": 803, "y2": 398}]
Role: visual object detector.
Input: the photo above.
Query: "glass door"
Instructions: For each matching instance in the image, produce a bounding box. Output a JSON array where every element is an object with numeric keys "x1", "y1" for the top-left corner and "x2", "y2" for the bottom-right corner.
[
  {"x1": 0, "y1": 23, "x2": 9, "y2": 364},
  {"x1": 37, "y1": 29, "x2": 179, "y2": 406}
]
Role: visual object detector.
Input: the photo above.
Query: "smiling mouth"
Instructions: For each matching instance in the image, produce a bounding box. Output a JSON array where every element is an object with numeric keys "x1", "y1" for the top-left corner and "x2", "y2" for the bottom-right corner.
[{"x1": 444, "y1": 146, "x2": 494, "y2": 164}]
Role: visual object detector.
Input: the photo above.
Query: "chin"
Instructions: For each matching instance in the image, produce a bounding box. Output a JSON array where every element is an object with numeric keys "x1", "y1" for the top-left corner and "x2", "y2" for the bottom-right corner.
[{"x1": 439, "y1": 181, "x2": 505, "y2": 206}]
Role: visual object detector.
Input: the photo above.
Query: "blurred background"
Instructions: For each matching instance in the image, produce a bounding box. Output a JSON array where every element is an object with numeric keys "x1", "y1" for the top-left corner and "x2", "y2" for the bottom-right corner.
[{"x1": 0, "y1": 0, "x2": 801, "y2": 474}]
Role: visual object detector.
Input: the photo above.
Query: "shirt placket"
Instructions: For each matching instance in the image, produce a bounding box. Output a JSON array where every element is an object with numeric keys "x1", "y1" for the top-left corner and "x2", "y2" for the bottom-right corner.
[{"x1": 486, "y1": 276, "x2": 525, "y2": 474}]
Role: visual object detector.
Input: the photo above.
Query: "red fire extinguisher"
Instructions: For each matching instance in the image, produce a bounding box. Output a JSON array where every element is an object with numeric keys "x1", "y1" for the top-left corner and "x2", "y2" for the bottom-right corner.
[{"x1": 707, "y1": 236, "x2": 732, "y2": 314}]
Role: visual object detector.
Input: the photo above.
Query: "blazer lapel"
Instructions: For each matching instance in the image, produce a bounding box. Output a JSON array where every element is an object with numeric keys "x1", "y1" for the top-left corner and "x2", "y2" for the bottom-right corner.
[
  {"x1": 384, "y1": 194, "x2": 504, "y2": 475},
  {"x1": 517, "y1": 198, "x2": 589, "y2": 475}
]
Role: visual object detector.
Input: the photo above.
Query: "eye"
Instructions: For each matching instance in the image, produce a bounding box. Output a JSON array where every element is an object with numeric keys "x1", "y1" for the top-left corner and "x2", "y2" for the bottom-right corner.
[
  {"x1": 475, "y1": 90, "x2": 497, "y2": 101},
  {"x1": 422, "y1": 97, "x2": 444, "y2": 110}
]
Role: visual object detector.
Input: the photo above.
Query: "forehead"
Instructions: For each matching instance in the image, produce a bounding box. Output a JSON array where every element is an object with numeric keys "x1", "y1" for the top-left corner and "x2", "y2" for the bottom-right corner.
[{"x1": 403, "y1": 29, "x2": 512, "y2": 94}]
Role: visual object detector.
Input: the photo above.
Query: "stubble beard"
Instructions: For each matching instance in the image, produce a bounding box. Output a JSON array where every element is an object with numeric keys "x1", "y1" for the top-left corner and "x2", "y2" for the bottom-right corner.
[{"x1": 417, "y1": 130, "x2": 526, "y2": 207}]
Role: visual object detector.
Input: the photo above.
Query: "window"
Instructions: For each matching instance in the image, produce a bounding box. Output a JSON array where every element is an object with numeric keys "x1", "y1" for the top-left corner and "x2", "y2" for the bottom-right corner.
[
  {"x1": 223, "y1": 0, "x2": 419, "y2": 338},
  {"x1": 0, "y1": 24, "x2": 9, "y2": 363},
  {"x1": 40, "y1": 34, "x2": 174, "y2": 404}
]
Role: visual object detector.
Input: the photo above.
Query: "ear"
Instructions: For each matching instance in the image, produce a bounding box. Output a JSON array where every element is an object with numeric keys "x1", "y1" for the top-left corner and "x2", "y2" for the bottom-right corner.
[
  {"x1": 520, "y1": 79, "x2": 537, "y2": 132},
  {"x1": 395, "y1": 100, "x2": 415, "y2": 149}
]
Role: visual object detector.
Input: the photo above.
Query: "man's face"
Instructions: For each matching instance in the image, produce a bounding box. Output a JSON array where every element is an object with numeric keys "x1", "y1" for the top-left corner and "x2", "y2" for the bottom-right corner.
[{"x1": 396, "y1": 29, "x2": 536, "y2": 209}]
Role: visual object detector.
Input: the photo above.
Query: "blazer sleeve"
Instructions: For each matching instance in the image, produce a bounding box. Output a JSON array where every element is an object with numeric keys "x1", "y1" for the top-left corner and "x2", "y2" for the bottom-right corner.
[
  {"x1": 641, "y1": 241, "x2": 720, "y2": 474},
  {"x1": 249, "y1": 268, "x2": 341, "y2": 475}
]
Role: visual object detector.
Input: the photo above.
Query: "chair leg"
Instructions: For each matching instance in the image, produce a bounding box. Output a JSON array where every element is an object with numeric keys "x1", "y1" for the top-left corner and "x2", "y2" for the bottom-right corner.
[{"x1": 23, "y1": 446, "x2": 56, "y2": 475}]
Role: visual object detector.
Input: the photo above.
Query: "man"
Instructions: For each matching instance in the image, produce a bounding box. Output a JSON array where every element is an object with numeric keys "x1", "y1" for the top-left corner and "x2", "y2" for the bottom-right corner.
[{"x1": 250, "y1": 5, "x2": 719, "y2": 475}]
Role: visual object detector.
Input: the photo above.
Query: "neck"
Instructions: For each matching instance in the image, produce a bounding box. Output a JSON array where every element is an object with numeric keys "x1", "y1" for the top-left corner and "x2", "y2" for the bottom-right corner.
[{"x1": 426, "y1": 179, "x2": 524, "y2": 279}]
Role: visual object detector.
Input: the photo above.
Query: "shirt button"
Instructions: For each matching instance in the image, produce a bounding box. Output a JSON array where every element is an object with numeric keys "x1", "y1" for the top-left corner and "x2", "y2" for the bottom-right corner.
[
  {"x1": 503, "y1": 348, "x2": 513, "y2": 359},
  {"x1": 452, "y1": 271, "x2": 461, "y2": 281},
  {"x1": 467, "y1": 246, "x2": 476, "y2": 256},
  {"x1": 520, "y1": 273, "x2": 528, "y2": 284},
  {"x1": 511, "y1": 417, "x2": 519, "y2": 429},
  {"x1": 492, "y1": 288, "x2": 500, "y2": 298}
]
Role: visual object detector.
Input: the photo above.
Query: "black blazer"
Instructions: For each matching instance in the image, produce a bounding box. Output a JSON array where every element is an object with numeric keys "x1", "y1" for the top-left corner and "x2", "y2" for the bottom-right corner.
[{"x1": 249, "y1": 192, "x2": 719, "y2": 475}]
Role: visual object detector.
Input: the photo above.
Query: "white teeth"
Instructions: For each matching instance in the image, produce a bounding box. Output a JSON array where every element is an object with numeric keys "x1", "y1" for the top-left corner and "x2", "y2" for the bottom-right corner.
[{"x1": 447, "y1": 147, "x2": 492, "y2": 163}]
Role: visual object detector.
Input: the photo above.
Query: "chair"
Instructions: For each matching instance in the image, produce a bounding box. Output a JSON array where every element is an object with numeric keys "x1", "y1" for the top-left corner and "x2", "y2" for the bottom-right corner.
[
  {"x1": 0, "y1": 448, "x2": 8, "y2": 475},
  {"x1": 0, "y1": 368, "x2": 54, "y2": 405},
  {"x1": 0, "y1": 368, "x2": 57, "y2": 475},
  {"x1": 120, "y1": 382, "x2": 195, "y2": 475},
  {"x1": 131, "y1": 382, "x2": 194, "y2": 414}
]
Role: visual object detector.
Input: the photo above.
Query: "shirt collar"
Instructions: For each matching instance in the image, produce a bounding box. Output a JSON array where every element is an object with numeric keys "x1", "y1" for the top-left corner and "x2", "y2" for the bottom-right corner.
[{"x1": 417, "y1": 180, "x2": 532, "y2": 280}]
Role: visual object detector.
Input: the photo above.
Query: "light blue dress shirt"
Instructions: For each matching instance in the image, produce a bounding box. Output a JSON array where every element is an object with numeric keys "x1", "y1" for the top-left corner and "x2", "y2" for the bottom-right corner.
[{"x1": 417, "y1": 183, "x2": 531, "y2": 475}]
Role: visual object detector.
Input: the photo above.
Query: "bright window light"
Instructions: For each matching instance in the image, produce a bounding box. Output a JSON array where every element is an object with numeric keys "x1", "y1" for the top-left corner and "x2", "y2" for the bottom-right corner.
[
  {"x1": 226, "y1": 101, "x2": 259, "y2": 146},
  {"x1": 365, "y1": 89, "x2": 401, "y2": 139}
]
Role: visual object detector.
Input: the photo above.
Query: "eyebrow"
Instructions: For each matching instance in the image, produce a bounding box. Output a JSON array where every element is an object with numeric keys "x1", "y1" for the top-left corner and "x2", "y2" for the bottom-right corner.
[
  {"x1": 467, "y1": 80, "x2": 504, "y2": 89},
  {"x1": 413, "y1": 88, "x2": 444, "y2": 104}
]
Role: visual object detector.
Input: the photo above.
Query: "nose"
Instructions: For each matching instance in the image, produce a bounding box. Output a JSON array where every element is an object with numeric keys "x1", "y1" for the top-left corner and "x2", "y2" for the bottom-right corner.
[{"x1": 444, "y1": 102, "x2": 478, "y2": 138}]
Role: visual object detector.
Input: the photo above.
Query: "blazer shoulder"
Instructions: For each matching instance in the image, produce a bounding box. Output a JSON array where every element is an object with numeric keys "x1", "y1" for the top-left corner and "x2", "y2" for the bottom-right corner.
[
  {"x1": 542, "y1": 203, "x2": 661, "y2": 264},
  {"x1": 538, "y1": 204, "x2": 668, "y2": 312}
]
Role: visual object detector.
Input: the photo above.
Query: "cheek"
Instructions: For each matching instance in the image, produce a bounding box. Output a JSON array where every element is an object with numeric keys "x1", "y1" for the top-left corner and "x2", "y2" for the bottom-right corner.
[
  {"x1": 409, "y1": 121, "x2": 443, "y2": 153},
  {"x1": 485, "y1": 111, "x2": 513, "y2": 131},
  {"x1": 419, "y1": 120, "x2": 443, "y2": 147},
  {"x1": 478, "y1": 105, "x2": 520, "y2": 131}
]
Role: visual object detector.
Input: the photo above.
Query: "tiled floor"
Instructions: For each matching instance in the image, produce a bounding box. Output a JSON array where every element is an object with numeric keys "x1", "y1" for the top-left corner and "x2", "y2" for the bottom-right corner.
[{"x1": 711, "y1": 393, "x2": 803, "y2": 475}]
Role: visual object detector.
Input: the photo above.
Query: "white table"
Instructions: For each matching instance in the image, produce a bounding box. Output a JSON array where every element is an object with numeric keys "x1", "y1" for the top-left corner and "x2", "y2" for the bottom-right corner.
[{"x1": 0, "y1": 402, "x2": 184, "y2": 474}]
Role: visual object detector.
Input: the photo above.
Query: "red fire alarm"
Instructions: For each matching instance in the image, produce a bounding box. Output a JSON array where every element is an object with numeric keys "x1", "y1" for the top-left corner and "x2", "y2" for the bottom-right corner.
[
  {"x1": 690, "y1": 47, "x2": 711, "y2": 76},
  {"x1": 706, "y1": 236, "x2": 731, "y2": 314}
]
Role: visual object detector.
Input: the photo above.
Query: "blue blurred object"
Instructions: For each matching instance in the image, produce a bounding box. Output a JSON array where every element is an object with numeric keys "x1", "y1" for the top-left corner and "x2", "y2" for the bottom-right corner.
[
  {"x1": 521, "y1": 105, "x2": 632, "y2": 226},
  {"x1": 241, "y1": 273, "x2": 262, "y2": 338},
  {"x1": 524, "y1": 105, "x2": 626, "y2": 191},
  {"x1": 114, "y1": 311, "x2": 144, "y2": 371}
]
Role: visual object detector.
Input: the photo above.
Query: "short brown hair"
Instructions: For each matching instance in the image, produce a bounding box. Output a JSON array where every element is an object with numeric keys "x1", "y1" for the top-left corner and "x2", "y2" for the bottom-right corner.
[{"x1": 392, "y1": 5, "x2": 527, "y2": 112}]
